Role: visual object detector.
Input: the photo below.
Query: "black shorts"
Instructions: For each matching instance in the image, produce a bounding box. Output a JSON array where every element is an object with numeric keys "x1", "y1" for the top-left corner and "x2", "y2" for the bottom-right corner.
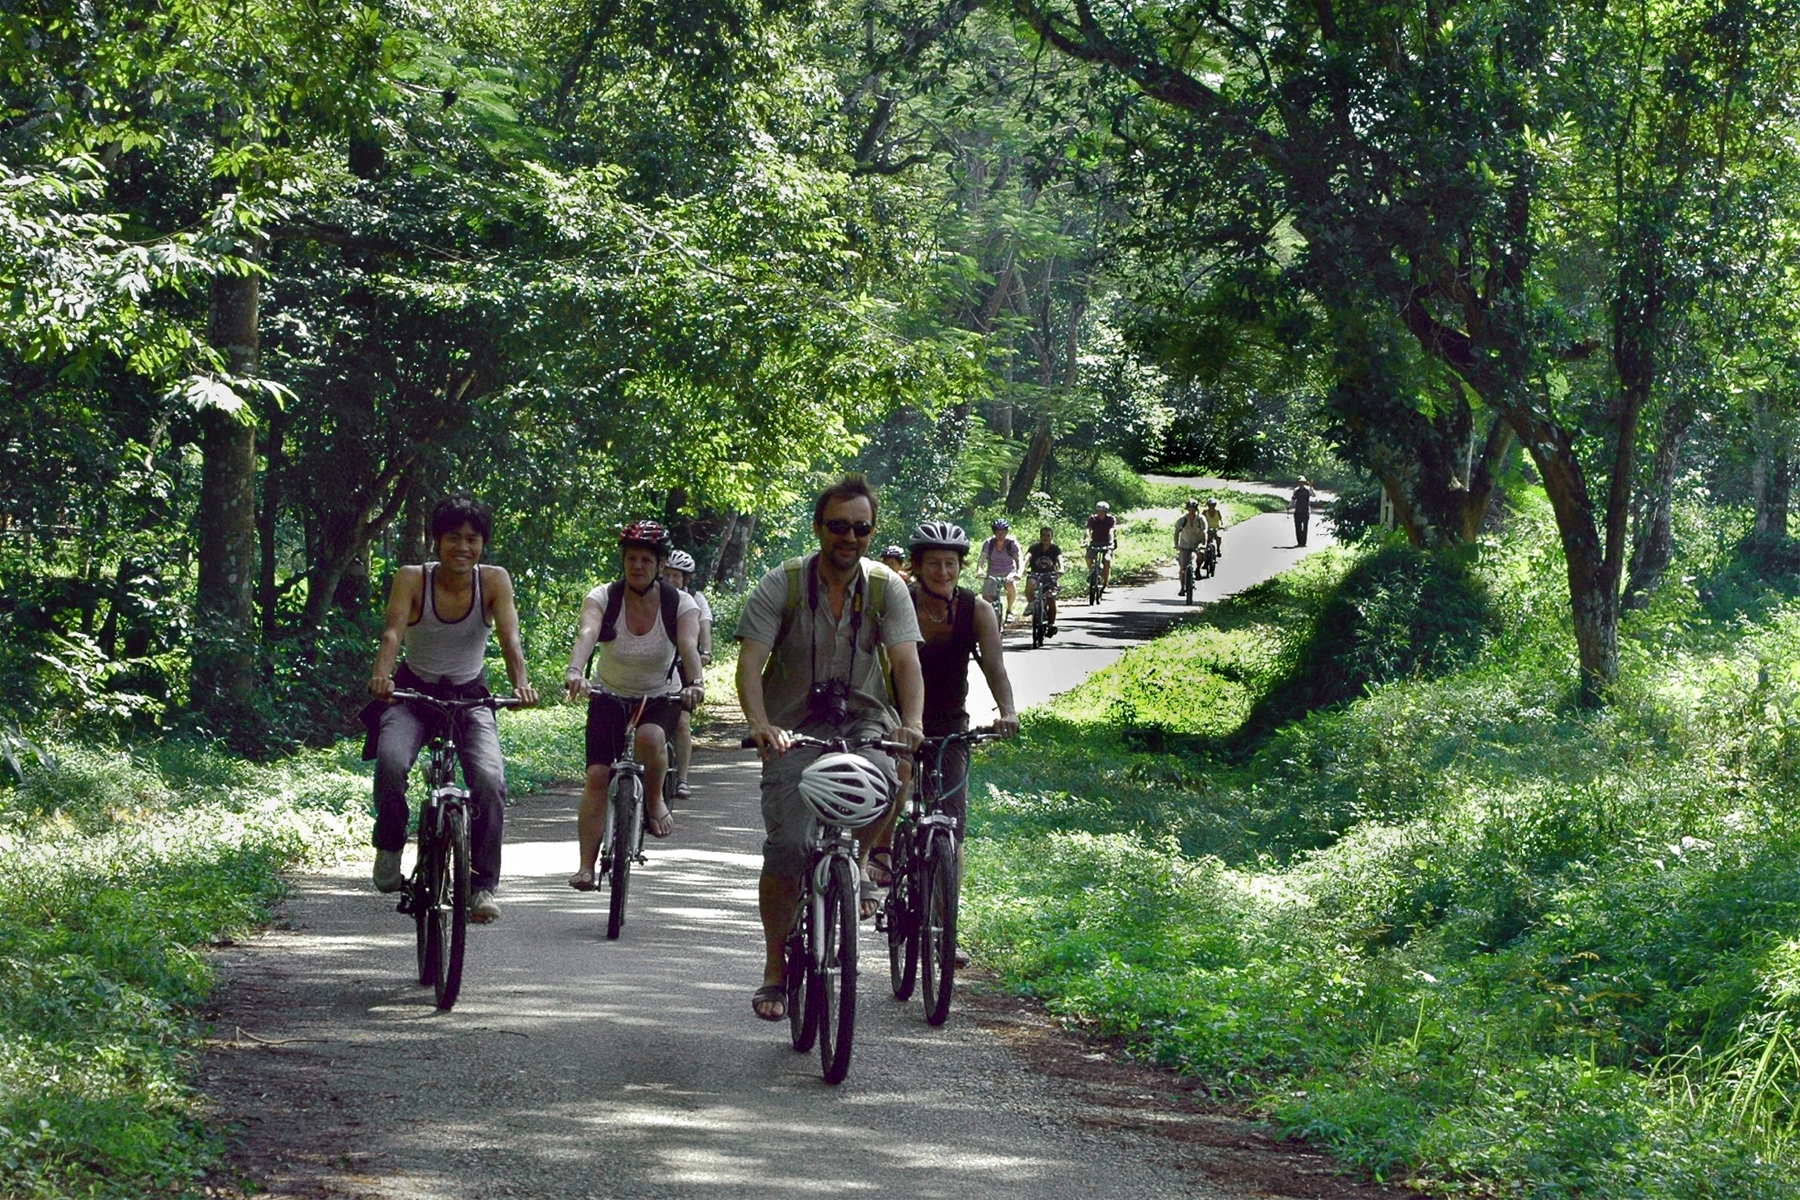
[{"x1": 585, "y1": 692, "x2": 682, "y2": 768}]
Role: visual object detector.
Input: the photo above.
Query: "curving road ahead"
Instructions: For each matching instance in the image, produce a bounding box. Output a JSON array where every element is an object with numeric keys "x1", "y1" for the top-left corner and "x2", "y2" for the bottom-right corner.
[{"x1": 198, "y1": 504, "x2": 1368, "y2": 1200}]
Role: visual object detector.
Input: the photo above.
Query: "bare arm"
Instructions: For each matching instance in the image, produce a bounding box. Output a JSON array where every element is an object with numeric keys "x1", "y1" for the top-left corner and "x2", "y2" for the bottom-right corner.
[
  {"x1": 565, "y1": 590, "x2": 607, "y2": 700},
  {"x1": 886, "y1": 639, "x2": 925, "y2": 749},
  {"x1": 484, "y1": 567, "x2": 538, "y2": 706},
  {"x1": 675, "y1": 607, "x2": 705, "y2": 710},
  {"x1": 368, "y1": 566, "x2": 423, "y2": 699},
  {"x1": 736, "y1": 638, "x2": 789, "y2": 756},
  {"x1": 971, "y1": 598, "x2": 1019, "y2": 736},
  {"x1": 697, "y1": 617, "x2": 713, "y2": 661}
]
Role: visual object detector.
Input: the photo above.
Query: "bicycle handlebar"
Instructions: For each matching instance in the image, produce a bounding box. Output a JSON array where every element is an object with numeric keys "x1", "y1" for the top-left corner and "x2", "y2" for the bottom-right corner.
[
  {"x1": 388, "y1": 690, "x2": 527, "y2": 712},
  {"x1": 739, "y1": 733, "x2": 911, "y2": 755}
]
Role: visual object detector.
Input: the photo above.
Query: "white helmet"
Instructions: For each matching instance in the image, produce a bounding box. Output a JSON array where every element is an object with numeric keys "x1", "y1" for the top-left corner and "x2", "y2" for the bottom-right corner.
[
  {"x1": 666, "y1": 549, "x2": 697, "y2": 573},
  {"x1": 1096, "y1": 501, "x2": 1111, "y2": 511},
  {"x1": 798, "y1": 752, "x2": 892, "y2": 828}
]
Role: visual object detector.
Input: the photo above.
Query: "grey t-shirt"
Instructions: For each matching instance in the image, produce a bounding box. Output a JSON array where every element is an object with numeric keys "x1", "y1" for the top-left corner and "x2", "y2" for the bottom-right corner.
[{"x1": 737, "y1": 556, "x2": 921, "y2": 731}]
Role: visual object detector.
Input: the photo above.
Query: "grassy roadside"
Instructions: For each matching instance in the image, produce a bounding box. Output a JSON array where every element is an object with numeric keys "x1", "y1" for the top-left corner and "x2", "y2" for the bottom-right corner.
[
  {"x1": 963, "y1": 492, "x2": 1800, "y2": 1197},
  {"x1": 0, "y1": 701, "x2": 590, "y2": 1199}
]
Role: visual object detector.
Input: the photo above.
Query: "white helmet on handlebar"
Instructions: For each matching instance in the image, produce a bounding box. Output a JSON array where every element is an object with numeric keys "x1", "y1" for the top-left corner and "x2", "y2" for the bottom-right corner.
[{"x1": 798, "y1": 752, "x2": 893, "y2": 828}]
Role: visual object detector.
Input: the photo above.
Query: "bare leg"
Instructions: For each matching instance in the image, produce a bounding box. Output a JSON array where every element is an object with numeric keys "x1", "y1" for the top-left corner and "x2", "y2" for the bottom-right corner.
[
  {"x1": 638, "y1": 725, "x2": 673, "y2": 835},
  {"x1": 575, "y1": 763, "x2": 612, "y2": 879},
  {"x1": 674, "y1": 709, "x2": 694, "y2": 787},
  {"x1": 759, "y1": 873, "x2": 802, "y2": 989}
]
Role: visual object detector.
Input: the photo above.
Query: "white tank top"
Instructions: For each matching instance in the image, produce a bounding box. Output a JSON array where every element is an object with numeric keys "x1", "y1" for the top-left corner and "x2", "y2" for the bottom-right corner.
[
  {"x1": 588, "y1": 583, "x2": 696, "y2": 696},
  {"x1": 403, "y1": 564, "x2": 491, "y2": 684}
]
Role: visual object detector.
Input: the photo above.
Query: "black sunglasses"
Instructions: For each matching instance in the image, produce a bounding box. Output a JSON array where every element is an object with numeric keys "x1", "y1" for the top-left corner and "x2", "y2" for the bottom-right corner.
[{"x1": 823, "y1": 518, "x2": 875, "y2": 537}]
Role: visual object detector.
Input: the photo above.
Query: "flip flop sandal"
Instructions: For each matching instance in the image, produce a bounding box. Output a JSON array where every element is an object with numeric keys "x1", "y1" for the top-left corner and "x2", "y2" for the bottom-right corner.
[
  {"x1": 865, "y1": 847, "x2": 895, "y2": 888},
  {"x1": 568, "y1": 869, "x2": 597, "y2": 891},
  {"x1": 860, "y1": 877, "x2": 881, "y2": 921},
  {"x1": 646, "y1": 804, "x2": 674, "y2": 839},
  {"x1": 675, "y1": 781, "x2": 692, "y2": 799},
  {"x1": 752, "y1": 984, "x2": 787, "y2": 1021}
]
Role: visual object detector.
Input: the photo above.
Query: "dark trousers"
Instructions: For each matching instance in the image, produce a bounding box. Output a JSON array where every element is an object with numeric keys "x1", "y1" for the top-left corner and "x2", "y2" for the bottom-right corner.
[
  {"x1": 373, "y1": 701, "x2": 507, "y2": 893},
  {"x1": 1295, "y1": 511, "x2": 1310, "y2": 546}
]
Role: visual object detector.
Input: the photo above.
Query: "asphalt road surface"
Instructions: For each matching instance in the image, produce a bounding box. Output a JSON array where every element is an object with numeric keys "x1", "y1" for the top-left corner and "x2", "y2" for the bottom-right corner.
[{"x1": 199, "y1": 505, "x2": 1358, "y2": 1200}]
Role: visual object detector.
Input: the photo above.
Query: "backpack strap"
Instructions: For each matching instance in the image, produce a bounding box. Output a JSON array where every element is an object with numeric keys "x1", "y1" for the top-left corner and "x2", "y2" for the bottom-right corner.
[{"x1": 597, "y1": 581, "x2": 625, "y2": 643}]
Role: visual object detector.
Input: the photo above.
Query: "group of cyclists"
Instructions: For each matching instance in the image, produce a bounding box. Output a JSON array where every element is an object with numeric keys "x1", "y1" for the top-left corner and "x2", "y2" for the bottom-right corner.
[{"x1": 362, "y1": 482, "x2": 1024, "y2": 1024}]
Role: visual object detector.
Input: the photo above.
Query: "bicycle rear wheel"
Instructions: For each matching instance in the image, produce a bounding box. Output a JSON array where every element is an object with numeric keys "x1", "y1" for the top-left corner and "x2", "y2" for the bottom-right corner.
[
  {"x1": 886, "y1": 835, "x2": 918, "y2": 1000},
  {"x1": 433, "y1": 805, "x2": 470, "y2": 1010},
  {"x1": 606, "y1": 775, "x2": 641, "y2": 940},
  {"x1": 1030, "y1": 593, "x2": 1045, "y2": 647},
  {"x1": 787, "y1": 921, "x2": 817, "y2": 1051},
  {"x1": 919, "y1": 834, "x2": 959, "y2": 1026},
  {"x1": 817, "y1": 855, "x2": 859, "y2": 1084},
  {"x1": 1088, "y1": 564, "x2": 1102, "y2": 605}
]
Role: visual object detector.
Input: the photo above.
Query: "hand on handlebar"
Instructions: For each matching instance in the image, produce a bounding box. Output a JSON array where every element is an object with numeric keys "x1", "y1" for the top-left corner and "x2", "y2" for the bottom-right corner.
[
  {"x1": 514, "y1": 682, "x2": 541, "y2": 708},
  {"x1": 746, "y1": 721, "x2": 792, "y2": 759},
  {"x1": 369, "y1": 674, "x2": 395, "y2": 701},
  {"x1": 993, "y1": 713, "x2": 1021, "y2": 738},
  {"x1": 564, "y1": 674, "x2": 590, "y2": 703}
]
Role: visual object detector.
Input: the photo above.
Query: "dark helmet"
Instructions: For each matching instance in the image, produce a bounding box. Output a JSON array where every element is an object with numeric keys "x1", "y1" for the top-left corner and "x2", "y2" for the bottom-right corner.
[
  {"x1": 908, "y1": 520, "x2": 970, "y2": 558},
  {"x1": 620, "y1": 520, "x2": 672, "y2": 559}
]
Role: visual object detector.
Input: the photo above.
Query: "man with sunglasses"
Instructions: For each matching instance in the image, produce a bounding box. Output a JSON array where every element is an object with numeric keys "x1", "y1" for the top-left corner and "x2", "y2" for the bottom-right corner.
[{"x1": 736, "y1": 474, "x2": 925, "y2": 1023}]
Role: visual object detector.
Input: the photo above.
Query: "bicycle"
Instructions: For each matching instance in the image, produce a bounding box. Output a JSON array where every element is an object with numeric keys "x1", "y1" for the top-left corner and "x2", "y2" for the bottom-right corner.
[
  {"x1": 1027, "y1": 570, "x2": 1058, "y2": 647},
  {"x1": 742, "y1": 732, "x2": 903, "y2": 1084},
  {"x1": 589, "y1": 689, "x2": 682, "y2": 940},
  {"x1": 879, "y1": 729, "x2": 1003, "y2": 1025},
  {"x1": 1177, "y1": 547, "x2": 1197, "y2": 604},
  {"x1": 389, "y1": 690, "x2": 523, "y2": 1010},
  {"x1": 1202, "y1": 530, "x2": 1219, "y2": 579},
  {"x1": 1086, "y1": 542, "x2": 1111, "y2": 605}
]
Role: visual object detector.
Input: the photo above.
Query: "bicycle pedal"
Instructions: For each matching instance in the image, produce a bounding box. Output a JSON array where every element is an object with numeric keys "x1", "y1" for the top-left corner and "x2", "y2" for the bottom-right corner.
[{"x1": 396, "y1": 888, "x2": 415, "y2": 915}]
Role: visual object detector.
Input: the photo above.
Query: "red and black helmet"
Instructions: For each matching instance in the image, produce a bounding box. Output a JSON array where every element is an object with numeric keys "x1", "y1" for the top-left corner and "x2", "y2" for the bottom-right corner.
[{"x1": 620, "y1": 520, "x2": 673, "y2": 559}]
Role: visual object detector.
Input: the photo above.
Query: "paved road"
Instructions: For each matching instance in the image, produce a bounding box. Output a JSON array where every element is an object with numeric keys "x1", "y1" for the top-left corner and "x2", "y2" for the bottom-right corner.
[{"x1": 199, "y1": 506, "x2": 1341, "y2": 1200}]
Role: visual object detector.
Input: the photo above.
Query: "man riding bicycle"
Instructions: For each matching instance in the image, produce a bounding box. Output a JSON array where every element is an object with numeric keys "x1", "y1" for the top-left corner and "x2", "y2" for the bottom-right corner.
[
  {"x1": 977, "y1": 518, "x2": 1023, "y2": 624},
  {"x1": 1174, "y1": 499, "x2": 1207, "y2": 589},
  {"x1": 1024, "y1": 525, "x2": 1062, "y2": 637},
  {"x1": 365, "y1": 495, "x2": 539, "y2": 924},
  {"x1": 736, "y1": 475, "x2": 924, "y2": 1022},
  {"x1": 1086, "y1": 501, "x2": 1118, "y2": 592},
  {"x1": 564, "y1": 522, "x2": 705, "y2": 890}
]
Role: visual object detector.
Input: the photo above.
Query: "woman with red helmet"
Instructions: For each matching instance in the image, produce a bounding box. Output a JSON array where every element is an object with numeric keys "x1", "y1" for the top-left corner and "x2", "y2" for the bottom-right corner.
[{"x1": 563, "y1": 520, "x2": 705, "y2": 889}]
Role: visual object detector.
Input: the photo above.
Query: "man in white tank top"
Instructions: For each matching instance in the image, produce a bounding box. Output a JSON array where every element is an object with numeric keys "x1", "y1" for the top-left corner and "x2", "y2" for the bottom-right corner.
[
  {"x1": 367, "y1": 496, "x2": 539, "y2": 922},
  {"x1": 562, "y1": 521, "x2": 706, "y2": 891}
]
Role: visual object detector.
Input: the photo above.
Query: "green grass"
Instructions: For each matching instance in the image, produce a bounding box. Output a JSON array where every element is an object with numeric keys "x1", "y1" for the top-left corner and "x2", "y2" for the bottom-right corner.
[{"x1": 962, "y1": 491, "x2": 1800, "y2": 1197}]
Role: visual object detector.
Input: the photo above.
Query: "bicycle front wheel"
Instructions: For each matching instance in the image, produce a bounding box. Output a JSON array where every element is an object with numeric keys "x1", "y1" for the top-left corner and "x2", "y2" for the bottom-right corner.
[
  {"x1": 413, "y1": 833, "x2": 435, "y2": 986},
  {"x1": 817, "y1": 855, "x2": 859, "y2": 1084},
  {"x1": 919, "y1": 834, "x2": 959, "y2": 1026},
  {"x1": 606, "y1": 775, "x2": 641, "y2": 940},
  {"x1": 1030, "y1": 594, "x2": 1045, "y2": 647},
  {"x1": 433, "y1": 806, "x2": 470, "y2": 1010},
  {"x1": 886, "y1": 836, "x2": 918, "y2": 1000}
]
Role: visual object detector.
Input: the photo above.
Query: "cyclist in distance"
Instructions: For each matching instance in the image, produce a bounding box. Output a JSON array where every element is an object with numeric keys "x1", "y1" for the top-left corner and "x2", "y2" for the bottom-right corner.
[
  {"x1": 868, "y1": 521, "x2": 1019, "y2": 890},
  {"x1": 1204, "y1": 497, "x2": 1228, "y2": 557},
  {"x1": 661, "y1": 549, "x2": 713, "y2": 802},
  {"x1": 365, "y1": 495, "x2": 539, "y2": 924},
  {"x1": 879, "y1": 544, "x2": 910, "y2": 581},
  {"x1": 976, "y1": 518, "x2": 1023, "y2": 625},
  {"x1": 1086, "y1": 501, "x2": 1118, "y2": 593},
  {"x1": 1173, "y1": 498, "x2": 1207, "y2": 588},
  {"x1": 1024, "y1": 525, "x2": 1062, "y2": 637},
  {"x1": 736, "y1": 474, "x2": 924, "y2": 1022},
  {"x1": 564, "y1": 522, "x2": 705, "y2": 890}
]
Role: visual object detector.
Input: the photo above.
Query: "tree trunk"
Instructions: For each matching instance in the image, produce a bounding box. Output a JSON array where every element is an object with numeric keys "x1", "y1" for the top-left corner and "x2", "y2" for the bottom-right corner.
[
  {"x1": 713, "y1": 513, "x2": 757, "y2": 589},
  {"x1": 259, "y1": 399, "x2": 286, "y2": 641},
  {"x1": 1004, "y1": 416, "x2": 1054, "y2": 512},
  {"x1": 192, "y1": 269, "x2": 261, "y2": 721},
  {"x1": 1755, "y1": 448, "x2": 1791, "y2": 537},
  {"x1": 700, "y1": 511, "x2": 739, "y2": 589},
  {"x1": 1623, "y1": 406, "x2": 1691, "y2": 610}
]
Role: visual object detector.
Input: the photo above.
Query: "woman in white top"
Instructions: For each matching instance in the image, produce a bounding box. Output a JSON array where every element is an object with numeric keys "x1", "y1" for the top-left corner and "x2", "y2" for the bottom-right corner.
[
  {"x1": 660, "y1": 549, "x2": 713, "y2": 800},
  {"x1": 563, "y1": 521, "x2": 705, "y2": 889}
]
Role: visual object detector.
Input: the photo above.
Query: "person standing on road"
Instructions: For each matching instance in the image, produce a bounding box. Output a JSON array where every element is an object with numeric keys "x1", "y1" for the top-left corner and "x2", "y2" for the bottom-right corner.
[
  {"x1": 365, "y1": 495, "x2": 540, "y2": 924},
  {"x1": 736, "y1": 475, "x2": 925, "y2": 1022},
  {"x1": 1291, "y1": 477, "x2": 1314, "y2": 547},
  {"x1": 1173, "y1": 499, "x2": 1207, "y2": 588},
  {"x1": 1086, "y1": 501, "x2": 1118, "y2": 593},
  {"x1": 1024, "y1": 525, "x2": 1062, "y2": 637},
  {"x1": 661, "y1": 549, "x2": 713, "y2": 803},
  {"x1": 977, "y1": 518, "x2": 1023, "y2": 624},
  {"x1": 563, "y1": 523, "x2": 706, "y2": 890}
]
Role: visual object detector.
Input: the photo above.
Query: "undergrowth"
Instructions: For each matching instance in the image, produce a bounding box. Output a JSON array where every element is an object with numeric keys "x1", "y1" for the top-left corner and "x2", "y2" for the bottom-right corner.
[{"x1": 964, "y1": 488, "x2": 1800, "y2": 1197}]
